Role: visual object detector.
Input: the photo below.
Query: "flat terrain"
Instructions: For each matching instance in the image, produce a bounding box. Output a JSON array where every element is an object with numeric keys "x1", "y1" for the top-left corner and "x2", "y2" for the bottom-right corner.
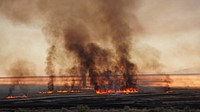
[{"x1": 1, "y1": 88, "x2": 200, "y2": 110}]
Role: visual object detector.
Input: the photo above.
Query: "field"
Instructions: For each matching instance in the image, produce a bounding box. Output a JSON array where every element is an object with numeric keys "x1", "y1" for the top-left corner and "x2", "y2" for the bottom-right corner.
[
  {"x1": 1, "y1": 87, "x2": 200, "y2": 112},
  {"x1": 0, "y1": 74, "x2": 200, "y2": 112}
]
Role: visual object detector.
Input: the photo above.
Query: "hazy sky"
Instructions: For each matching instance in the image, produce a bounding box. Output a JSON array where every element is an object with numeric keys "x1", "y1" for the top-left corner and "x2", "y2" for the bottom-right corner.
[
  {"x1": 0, "y1": 0, "x2": 200, "y2": 77},
  {"x1": 0, "y1": 19, "x2": 48, "y2": 76},
  {"x1": 135, "y1": 0, "x2": 200, "y2": 72}
]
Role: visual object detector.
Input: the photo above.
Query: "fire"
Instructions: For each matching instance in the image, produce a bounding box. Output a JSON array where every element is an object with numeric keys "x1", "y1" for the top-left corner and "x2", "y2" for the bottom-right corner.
[
  {"x1": 96, "y1": 88, "x2": 138, "y2": 95},
  {"x1": 95, "y1": 89, "x2": 115, "y2": 94},
  {"x1": 56, "y1": 89, "x2": 81, "y2": 93},
  {"x1": 124, "y1": 88, "x2": 139, "y2": 94},
  {"x1": 56, "y1": 90, "x2": 68, "y2": 93},
  {"x1": 7, "y1": 96, "x2": 15, "y2": 99},
  {"x1": 40, "y1": 89, "x2": 81, "y2": 94},
  {"x1": 166, "y1": 90, "x2": 173, "y2": 94},
  {"x1": 7, "y1": 95, "x2": 28, "y2": 99},
  {"x1": 70, "y1": 90, "x2": 81, "y2": 93},
  {"x1": 39, "y1": 90, "x2": 53, "y2": 94}
]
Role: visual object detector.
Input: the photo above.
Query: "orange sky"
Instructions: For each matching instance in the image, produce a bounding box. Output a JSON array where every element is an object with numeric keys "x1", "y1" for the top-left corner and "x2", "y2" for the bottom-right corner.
[{"x1": 1, "y1": 75, "x2": 200, "y2": 88}]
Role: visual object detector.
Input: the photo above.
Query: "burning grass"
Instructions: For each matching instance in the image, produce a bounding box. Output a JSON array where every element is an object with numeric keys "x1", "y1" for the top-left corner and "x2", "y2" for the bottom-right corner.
[
  {"x1": 3, "y1": 88, "x2": 200, "y2": 111},
  {"x1": 39, "y1": 90, "x2": 53, "y2": 94},
  {"x1": 166, "y1": 89, "x2": 173, "y2": 94},
  {"x1": 56, "y1": 89, "x2": 81, "y2": 93},
  {"x1": 56, "y1": 90, "x2": 68, "y2": 93},
  {"x1": 95, "y1": 88, "x2": 138, "y2": 94},
  {"x1": 38, "y1": 89, "x2": 81, "y2": 95},
  {"x1": 6, "y1": 95, "x2": 28, "y2": 99}
]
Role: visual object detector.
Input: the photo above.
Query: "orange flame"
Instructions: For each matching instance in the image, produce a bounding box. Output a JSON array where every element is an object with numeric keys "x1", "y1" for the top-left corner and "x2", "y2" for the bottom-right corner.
[
  {"x1": 166, "y1": 90, "x2": 173, "y2": 94},
  {"x1": 7, "y1": 96, "x2": 15, "y2": 99},
  {"x1": 56, "y1": 89, "x2": 81, "y2": 93},
  {"x1": 96, "y1": 88, "x2": 138, "y2": 95},
  {"x1": 123, "y1": 88, "x2": 139, "y2": 94},
  {"x1": 56, "y1": 90, "x2": 68, "y2": 93},
  {"x1": 70, "y1": 90, "x2": 81, "y2": 93},
  {"x1": 7, "y1": 95, "x2": 28, "y2": 99},
  {"x1": 40, "y1": 90, "x2": 81, "y2": 94},
  {"x1": 39, "y1": 90, "x2": 53, "y2": 94}
]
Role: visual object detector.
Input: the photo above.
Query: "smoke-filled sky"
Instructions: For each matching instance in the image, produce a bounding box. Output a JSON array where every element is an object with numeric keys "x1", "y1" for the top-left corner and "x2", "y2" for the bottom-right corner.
[{"x1": 0, "y1": 0, "x2": 200, "y2": 77}]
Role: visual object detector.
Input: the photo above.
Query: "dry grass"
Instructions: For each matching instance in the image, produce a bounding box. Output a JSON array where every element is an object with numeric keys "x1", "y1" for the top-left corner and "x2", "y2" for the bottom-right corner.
[{"x1": 2, "y1": 105, "x2": 200, "y2": 112}]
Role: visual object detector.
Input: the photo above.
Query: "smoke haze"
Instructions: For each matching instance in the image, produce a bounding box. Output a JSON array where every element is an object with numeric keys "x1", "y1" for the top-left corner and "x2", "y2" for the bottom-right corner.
[
  {"x1": 6, "y1": 59, "x2": 35, "y2": 96},
  {"x1": 0, "y1": 0, "x2": 200, "y2": 88},
  {"x1": 0, "y1": 0, "x2": 141, "y2": 90}
]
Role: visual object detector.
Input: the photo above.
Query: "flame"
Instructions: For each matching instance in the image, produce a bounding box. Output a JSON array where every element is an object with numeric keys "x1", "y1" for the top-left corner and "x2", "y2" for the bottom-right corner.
[
  {"x1": 56, "y1": 90, "x2": 68, "y2": 93},
  {"x1": 7, "y1": 95, "x2": 28, "y2": 99},
  {"x1": 19, "y1": 95, "x2": 28, "y2": 98},
  {"x1": 40, "y1": 90, "x2": 81, "y2": 94},
  {"x1": 123, "y1": 88, "x2": 139, "y2": 94},
  {"x1": 70, "y1": 90, "x2": 81, "y2": 93},
  {"x1": 96, "y1": 88, "x2": 138, "y2": 95},
  {"x1": 7, "y1": 96, "x2": 15, "y2": 99},
  {"x1": 166, "y1": 90, "x2": 173, "y2": 94},
  {"x1": 56, "y1": 89, "x2": 81, "y2": 93},
  {"x1": 39, "y1": 90, "x2": 53, "y2": 94},
  {"x1": 95, "y1": 89, "x2": 115, "y2": 94}
]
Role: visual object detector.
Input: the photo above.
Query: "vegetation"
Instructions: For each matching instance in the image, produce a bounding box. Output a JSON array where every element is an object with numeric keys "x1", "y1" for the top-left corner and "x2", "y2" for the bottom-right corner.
[{"x1": 2, "y1": 105, "x2": 200, "y2": 112}]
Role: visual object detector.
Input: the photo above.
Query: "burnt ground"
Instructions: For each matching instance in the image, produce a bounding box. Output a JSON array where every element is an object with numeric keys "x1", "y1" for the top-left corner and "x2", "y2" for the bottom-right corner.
[{"x1": 1, "y1": 88, "x2": 200, "y2": 110}]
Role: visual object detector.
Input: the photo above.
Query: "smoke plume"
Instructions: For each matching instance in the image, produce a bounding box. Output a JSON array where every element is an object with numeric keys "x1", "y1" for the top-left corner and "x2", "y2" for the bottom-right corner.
[
  {"x1": 7, "y1": 59, "x2": 35, "y2": 96},
  {"x1": 0, "y1": 0, "x2": 142, "y2": 91},
  {"x1": 97, "y1": 0, "x2": 139, "y2": 89},
  {"x1": 38, "y1": 0, "x2": 141, "y2": 90},
  {"x1": 45, "y1": 45, "x2": 56, "y2": 91}
]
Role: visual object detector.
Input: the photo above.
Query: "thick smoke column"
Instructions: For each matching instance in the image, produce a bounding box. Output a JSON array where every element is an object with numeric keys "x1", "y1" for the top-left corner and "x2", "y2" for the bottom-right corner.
[
  {"x1": 42, "y1": 0, "x2": 140, "y2": 90},
  {"x1": 0, "y1": 0, "x2": 141, "y2": 91},
  {"x1": 45, "y1": 45, "x2": 56, "y2": 91},
  {"x1": 63, "y1": 22, "x2": 112, "y2": 90},
  {"x1": 63, "y1": 22, "x2": 90, "y2": 87},
  {"x1": 97, "y1": 0, "x2": 138, "y2": 89}
]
